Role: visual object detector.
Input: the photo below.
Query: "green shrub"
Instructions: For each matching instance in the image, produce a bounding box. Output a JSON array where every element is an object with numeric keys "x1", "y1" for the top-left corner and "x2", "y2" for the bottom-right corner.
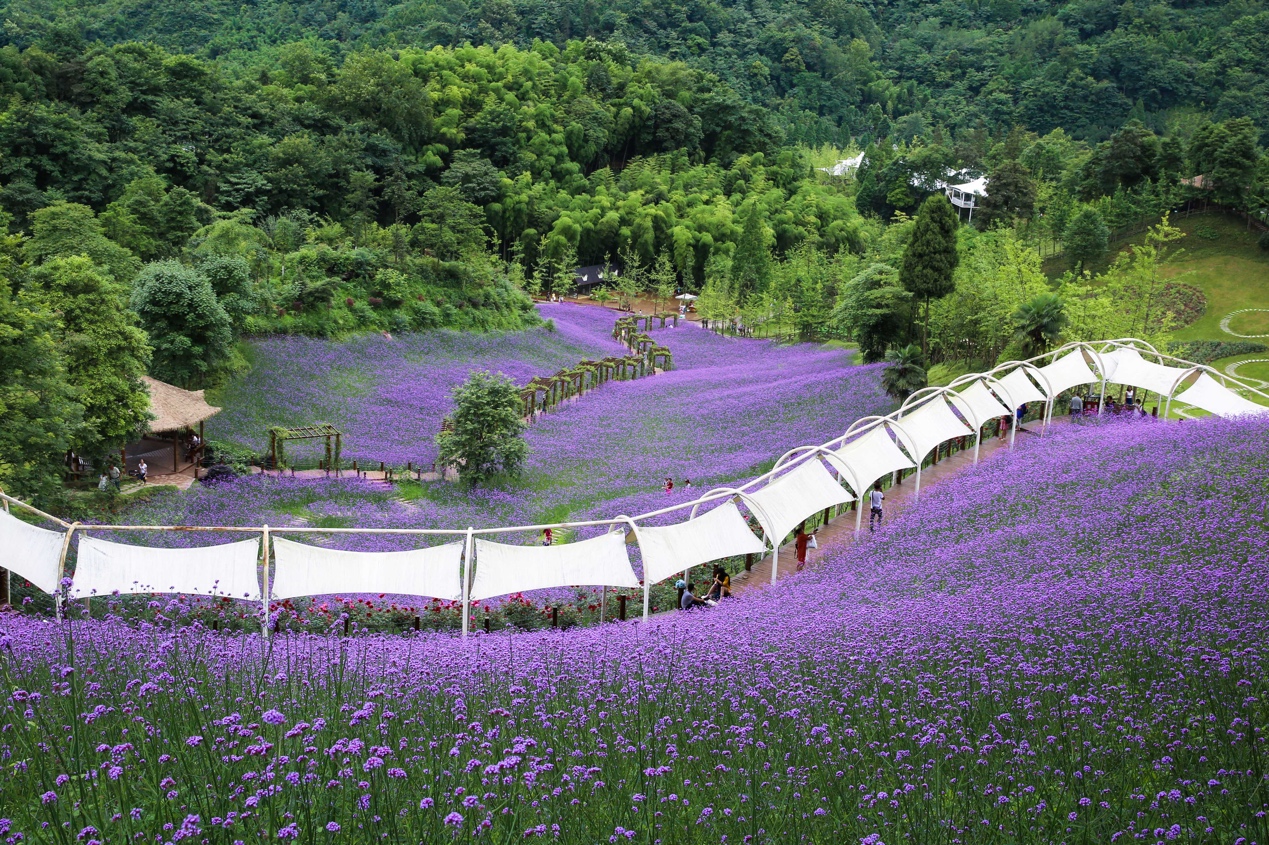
[{"x1": 1169, "y1": 340, "x2": 1267, "y2": 364}]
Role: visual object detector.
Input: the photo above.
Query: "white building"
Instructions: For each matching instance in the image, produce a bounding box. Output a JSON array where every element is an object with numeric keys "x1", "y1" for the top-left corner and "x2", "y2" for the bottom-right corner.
[
  {"x1": 818, "y1": 153, "x2": 865, "y2": 177},
  {"x1": 945, "y1": 176, "x2": 989, "y2": 221}
]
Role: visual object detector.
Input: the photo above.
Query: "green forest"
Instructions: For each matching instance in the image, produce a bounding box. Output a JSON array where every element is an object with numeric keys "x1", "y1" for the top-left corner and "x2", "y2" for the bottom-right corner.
[
  {"x1": 5, "y1": 0, "x2": 1269, "y2": 143},
  {"x1": 0, "y1": 0, "x2": 1268, "y2": 500}
]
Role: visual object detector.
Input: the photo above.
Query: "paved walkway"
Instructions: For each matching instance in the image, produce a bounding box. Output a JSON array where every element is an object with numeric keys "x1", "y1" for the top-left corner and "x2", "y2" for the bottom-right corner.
[{"x1": 731, "y1": 420, "x2": 1062, "y2": 594}]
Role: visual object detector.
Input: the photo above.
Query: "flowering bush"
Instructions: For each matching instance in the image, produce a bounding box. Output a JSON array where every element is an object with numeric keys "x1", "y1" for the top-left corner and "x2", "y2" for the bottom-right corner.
[{"x1": 2, "y1": 415, "x2": 1267, "y2": 842}]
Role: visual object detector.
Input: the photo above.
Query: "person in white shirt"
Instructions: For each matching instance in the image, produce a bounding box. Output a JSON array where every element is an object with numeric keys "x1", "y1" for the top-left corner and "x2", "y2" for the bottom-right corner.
[
  {"x1": 869, "y1": 483, "x2": 885, "y2": 532},
  {"x1": 137, "y1": 459, "x2": 148, "y2": 483}
]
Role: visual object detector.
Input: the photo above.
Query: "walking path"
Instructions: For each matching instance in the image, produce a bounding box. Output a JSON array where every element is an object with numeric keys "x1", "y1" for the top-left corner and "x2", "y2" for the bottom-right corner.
[{"x1": 731, "y1": 420, "x2": 1062, "y2": 594}]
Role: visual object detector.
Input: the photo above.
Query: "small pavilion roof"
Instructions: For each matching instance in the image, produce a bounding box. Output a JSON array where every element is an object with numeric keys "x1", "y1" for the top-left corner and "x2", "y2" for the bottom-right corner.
[{"x1": 142, "y1": 376, "x2": 221, "y2": 433}]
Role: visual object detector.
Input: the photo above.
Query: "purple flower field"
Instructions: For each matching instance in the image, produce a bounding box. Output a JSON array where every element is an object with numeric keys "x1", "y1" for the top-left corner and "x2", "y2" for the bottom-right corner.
[
  {"x1": 3, "y1": 416, "x2": 1267, "y2": 842},
  {"x1": 151, "y1": 304, "x2": 892, "y2": 540}
]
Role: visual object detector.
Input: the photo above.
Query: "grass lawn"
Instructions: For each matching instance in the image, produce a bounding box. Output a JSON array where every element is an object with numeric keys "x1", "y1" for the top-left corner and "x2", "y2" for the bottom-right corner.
[{"x1": 1150, "y1": 213, "x2": 1268, "y2": 342}]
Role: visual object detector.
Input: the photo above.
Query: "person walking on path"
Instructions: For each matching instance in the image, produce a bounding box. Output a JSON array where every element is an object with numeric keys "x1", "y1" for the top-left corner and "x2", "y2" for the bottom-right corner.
[
  {"x1": 137, "y1": 459, "x2": 148, "y2": 484},
  {"x1": 1069, "y1": 394, "x2": 1083, "y2": 417},
  {"x1": 108, "y1": 464, "x2": 122, "y2": 492},
  {"x1": 664, "y1": 477, "x2": 674, "y2": 495},
  {"x1": 869, "y1": 483, "x2": 885, "y2": 532},
  {"x1": 1016, "y1": 403, "x2": 1028, "y2": 431},
  {"x1": 794, "y1": 523, "x2": 811, "y2": 571}
]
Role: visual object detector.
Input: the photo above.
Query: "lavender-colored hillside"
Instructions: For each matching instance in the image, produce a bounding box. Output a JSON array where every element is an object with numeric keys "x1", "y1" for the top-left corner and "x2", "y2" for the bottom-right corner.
[
  {"x1": 3, "y1": 416, "x2": 1266, "y2": 841},
  {"x1": 150, "y1": 304, "x2": 892, "y2": 538}
]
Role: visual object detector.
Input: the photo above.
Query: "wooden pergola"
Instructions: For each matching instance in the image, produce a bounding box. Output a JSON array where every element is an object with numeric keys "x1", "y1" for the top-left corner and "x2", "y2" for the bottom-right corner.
[{"x1": 269, "y1": 424, "x2": 343, "y2": 470}]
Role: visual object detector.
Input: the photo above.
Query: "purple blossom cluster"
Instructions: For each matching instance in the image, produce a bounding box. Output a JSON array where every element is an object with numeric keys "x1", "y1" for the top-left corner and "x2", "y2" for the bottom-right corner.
[{"x1": 2, "y1": 415, "x2": 1267, "y2": 842}]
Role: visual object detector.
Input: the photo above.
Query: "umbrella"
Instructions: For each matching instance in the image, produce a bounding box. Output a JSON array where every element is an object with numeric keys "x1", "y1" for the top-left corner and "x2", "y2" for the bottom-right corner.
[{"x1": 675, "y1": 293, "x2": 699, "y2": 301}]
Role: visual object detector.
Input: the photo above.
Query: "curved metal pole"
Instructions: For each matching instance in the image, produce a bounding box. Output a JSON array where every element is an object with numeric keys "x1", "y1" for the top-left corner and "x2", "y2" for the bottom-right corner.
[
  {"x1": 461, "y1": 527, "x2": 473, "y2": 637},
  {"x1": 55, "y1": 522, "x2": 79, "y2": 622},
  {"x1": 261, "y1": 525, "x2": 271, "y2": 637}
]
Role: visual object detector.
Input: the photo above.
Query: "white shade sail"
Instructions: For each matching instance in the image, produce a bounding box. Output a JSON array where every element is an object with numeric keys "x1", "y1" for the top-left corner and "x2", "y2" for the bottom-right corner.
[
  {"x1": 896, "y1": 396, "x2": 974, "y2": 462},
  {"x1": 638, "y1": 502, "x2": 766, "y2": 585},
  {"x1": 470, "y1": 532, "x2": 639, "y2": 601},
  {"x1": 1035, "y1": 351, "x2": 1099, "y2": 395},
  {"x1": 952, "y1": 380, "x2": 1013, "y2": 425},
  {"x1": 1101, "y1": 348, "x2": 1191, "y2": 397},
  {"x1": 745, "y1": 458, "x2": 854, "y2": 543},
  {"x1": 824, "y1": 426, "x2": 916, "y2": 494},
  {"x1": 71, "y1": 536, "x2": 261, "y2": 599},
  {"x1": 996, "y1": 367, "x2": 1049, "y2": 404},
  {"x1": 0, "y1": 509, "x2": 66, "y2": 594},
  {"x1": 271, "y1": 538, "x2": 464, "y2": 601},
  {"x1": 1173, "y1": 373, "x2": 1269, "y2": 418}
]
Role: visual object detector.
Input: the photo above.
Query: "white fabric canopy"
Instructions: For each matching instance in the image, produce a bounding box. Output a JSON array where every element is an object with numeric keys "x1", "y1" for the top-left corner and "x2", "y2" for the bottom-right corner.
[
  {"x1": 952, "y1": 380, "x2": 1013, "y2": 426},
  {"x1": 745, "y1": 458, "x2": 854, "y2": 542},
  {"x1": 71, "y1": 536, "x2": 261, "y2": 599},
  {"x1": 1173, "y1": 373, "x2": 1269, "y2": 418},
  {"x1": 896, "y1": 397, "x2": 974, "y2": 461},
  {"x1": 1101, "y1": 348, "x2": 1191, "y2": 397},
  {"x1": 1035, "y1": 351, "x2": 1099, "y2": 395},
  {"x1": 824, "y1": 426, "x2": 915, "y2": 494},
  {"x1": 470, "y1": 532, "x2": 638, "y2": 601},
  {"x1": 271, "y1": 538, "x2": 463, "y2": 601},
  {"x1": 638, "y1": 502, "x2": 765, "y2": 585},
  {"x1": 996, "y1": 367, "x2": 1049, "y2": 404},
  {"x1": 0, "y1": 509, "x2": 66, "y2": 594}
]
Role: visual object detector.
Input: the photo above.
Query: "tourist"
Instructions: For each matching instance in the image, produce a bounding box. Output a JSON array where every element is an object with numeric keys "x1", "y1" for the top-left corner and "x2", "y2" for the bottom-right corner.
[
  {"x1": 1151, "y1": 406, "x2": 1158, "y2": 420},
  {"x1": 542, "y1": 527, "x2": 553, "y2": 546},
  {"x1": 704, "y1": 566, "x2": 730, "y2": 601},
  {"x1": 98, "y1": 473, "x2": 109, "y2": 493},
  {"x1": 664, "y1": 477, "x2": 674, "y2": 495},
  {"x1": 1125, "y1": 386, "x2": 1135, "y2": 407},
  {"x1": 108, "y1": 464, "x2": 122, "y2": 491},
  {"x1": 137, "y1": 459, "x2": 148, "y2": 484},
  {"x1": 680, "y1": 582, "x2": 707, "y2": 610},
  {"x1": 684, "y1": 479, "x2": 692, "y2": 490},
  {"x1": 795, "y1": 522, "x2": 810, "y2": 571},
  {"x1": 1069, "y1": 394, "x2": 1083, "y2": 416},
  {"x1": 869, "y1": 482, "x2": 885, "y2": 532},
  {"x1": 1016, "y1": 403, "x2": 1027, "y2": 430}
]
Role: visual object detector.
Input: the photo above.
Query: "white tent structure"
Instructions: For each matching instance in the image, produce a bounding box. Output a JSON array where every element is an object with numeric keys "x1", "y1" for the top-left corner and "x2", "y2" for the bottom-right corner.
[
  {"x1": 637, "y1": 501, "x2": 766, "y2": 586},
  {"x1": 1099, "y1": 347, "x2": 1192, "y2": 399},
  {"x1": 469, "y1": 532, "x2": 639, "y2": 602},
  {"x1": 1171, "y1": 373, "x2": 1269, "y2": 418},
  {"x1": 1035, "y1": 349, "x2": 1100, "y2": 397},
  {"x1": 743, "y1": 458, "x2": 854, "y2": 582},
  {"x1": 995, "y1": 366, "x2": 1049, "y2": 406},
  {"x1": 0, "y1": 509, "x2": 66, "y2": 595},
  {"x1": 823, "y1": 424, "x2": 916, "y2": 533},
  {"x1": 270, "y1": 538, "x2": 464, "y2": 601},
  {"x1": 70, "y1": 536, "x2": 261, "y2": 600},
  {"x1": 895, "y1": 393, "x2": 975, "y2": 491}
]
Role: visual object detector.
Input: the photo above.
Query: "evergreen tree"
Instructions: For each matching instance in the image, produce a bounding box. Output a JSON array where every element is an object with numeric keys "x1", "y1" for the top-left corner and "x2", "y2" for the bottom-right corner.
[
  {"x1": 0, "y1": 285, "x2": 82, "y2": 501},
  {"x1": 27, "y1": 256, "x2": 151, "y2": 458},
  {"x1": 730, "y1": 204, "x2": 772, "y2": 303},
  {"x1": 130, "y1": 261, "x2": 234, "y2": 387},
  {"x1": 976, "y1": 160, "x2": 1037, "y2": 229},
  {"x1": 899, "y1": 194, "x2": 959, "y2": 356},
  {"x1": 1063, "y1": 207, "x2": 1110, "y2": 271},
  {"x1": 436, "y1": 371, "x2": 528, "y2": 486}
]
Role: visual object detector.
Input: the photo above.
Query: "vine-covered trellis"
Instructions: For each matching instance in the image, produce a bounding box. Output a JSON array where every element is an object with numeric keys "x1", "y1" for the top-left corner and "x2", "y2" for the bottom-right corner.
[{"x1": 268, "y1": 424, "x2": 343, "y2": 469}]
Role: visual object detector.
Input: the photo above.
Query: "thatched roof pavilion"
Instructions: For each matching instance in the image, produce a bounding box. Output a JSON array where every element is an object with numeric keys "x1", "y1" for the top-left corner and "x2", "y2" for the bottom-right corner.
[{"x1": 141, "y1": 376, "x2": 221, "y2": 433}]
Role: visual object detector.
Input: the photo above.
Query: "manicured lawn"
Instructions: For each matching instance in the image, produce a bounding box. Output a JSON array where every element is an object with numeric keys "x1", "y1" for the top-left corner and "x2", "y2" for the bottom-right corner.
[{"x1": 1153, "y1": 214, "x2": 1269, "y2": 342}]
